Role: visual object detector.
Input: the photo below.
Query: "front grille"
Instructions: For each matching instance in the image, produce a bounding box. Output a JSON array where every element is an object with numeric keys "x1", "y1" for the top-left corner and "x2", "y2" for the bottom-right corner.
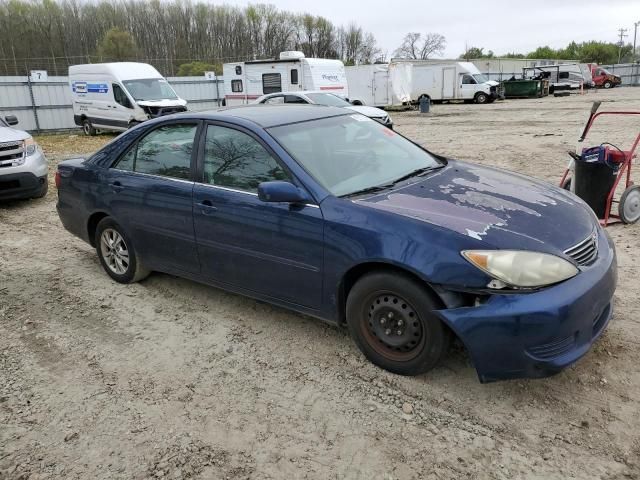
[
  {"x1": 528, "y1": 334, "x2": 577, "y2": 360},
  {"x1": 0, "y1": 140, "x2": 25, "y2": 167},
  {"x1": 564, "y1": 232, "x2": 598, "y2": 266}
]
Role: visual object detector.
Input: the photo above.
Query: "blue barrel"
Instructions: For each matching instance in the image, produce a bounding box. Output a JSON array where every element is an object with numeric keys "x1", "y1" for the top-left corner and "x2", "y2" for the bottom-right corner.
[{"x1": 419, "y1": 96, "x2": 430, "y2": 113}]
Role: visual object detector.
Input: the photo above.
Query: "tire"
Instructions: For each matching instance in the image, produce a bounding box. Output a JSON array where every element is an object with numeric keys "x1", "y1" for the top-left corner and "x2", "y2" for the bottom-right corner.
[
  {"x1": 95, "y1": 217, "x2": 150, "y2": 283},
  {"x1": 33, "y1": 178, "x2": 48, "y2": 198},
  {"x1": 346, "y1": 271, "x2": 449, "y2": 376},
  {"x1": 619, "y1": 185, "x2": 640, "y2": 224},
  {"x1": 474, "y1": 92, "x2": 488, "y2": 104},
  {"x1": 82, "y1": 118, "x2": 96, "y2": 136},
  {"x1": 603, "y1": 81, "x2": 612, "y2": 89},
  {"x1": 128, "y1": 121, "x2": 141, "y2": 130}
]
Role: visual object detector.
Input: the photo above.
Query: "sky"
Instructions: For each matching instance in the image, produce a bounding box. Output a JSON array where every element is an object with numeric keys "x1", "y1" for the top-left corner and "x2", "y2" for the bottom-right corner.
[{"x1": 223, "y1": 0, "x2": 640, "y2": 58}]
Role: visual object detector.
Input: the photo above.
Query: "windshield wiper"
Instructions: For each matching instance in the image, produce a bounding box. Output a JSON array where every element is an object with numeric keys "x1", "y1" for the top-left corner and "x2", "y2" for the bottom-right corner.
[
  {"x1": 340, "y1": 183, "x2": 394, "y2": 198},
  {"x1": 390, "y1": 165, "x2": 444, "y2": 185}
]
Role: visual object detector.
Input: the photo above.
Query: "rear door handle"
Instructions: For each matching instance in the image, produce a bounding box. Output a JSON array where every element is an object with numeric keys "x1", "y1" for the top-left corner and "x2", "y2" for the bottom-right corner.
[
  {"x1": 198, "y1": 200, "x2": 217, "y2": 215},
  {"x1": 110, "y1": 181, "x2": 123, "y2": 193}
]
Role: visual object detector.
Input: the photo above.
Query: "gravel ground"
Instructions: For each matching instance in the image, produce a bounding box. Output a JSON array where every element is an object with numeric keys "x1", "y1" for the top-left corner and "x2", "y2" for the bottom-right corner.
[{"x1": 1, "y1": 88, "x2": 640, "y2": 480}]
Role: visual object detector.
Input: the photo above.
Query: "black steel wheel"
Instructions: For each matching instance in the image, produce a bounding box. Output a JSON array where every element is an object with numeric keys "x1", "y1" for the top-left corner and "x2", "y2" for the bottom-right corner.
[{"x1": 346, "y1": 272, "x2": 449, "y2": 376}]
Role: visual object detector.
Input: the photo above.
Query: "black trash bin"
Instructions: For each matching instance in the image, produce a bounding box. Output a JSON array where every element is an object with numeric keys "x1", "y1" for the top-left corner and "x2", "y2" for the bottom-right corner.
[
  {"x1": 574, "y1": 147, "x2": 619, "y2": 219},
  {"x1": 419, "y1": 96, "x2": 430, "y2": 113}
]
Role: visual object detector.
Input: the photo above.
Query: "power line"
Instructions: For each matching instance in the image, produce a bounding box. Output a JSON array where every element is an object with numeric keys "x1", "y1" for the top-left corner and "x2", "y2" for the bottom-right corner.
[{"x1": 617, "y1": 28, "x2": 628, "y2": 63}]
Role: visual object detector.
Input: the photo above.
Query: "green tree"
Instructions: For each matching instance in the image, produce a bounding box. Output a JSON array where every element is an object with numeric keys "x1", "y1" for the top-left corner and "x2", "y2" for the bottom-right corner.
[
  {"x1": 97, "y1": 27, "x2": 137, "y2": 61},
  {"x1": 527, "y1": 46, "x2": 560, "y2": 59},
  {"x1": 176, "y1": 61, "x2": 221, "y2": 76},
  {"x1": 459, "y1": 46, "x2": 494, "y2": 60}
]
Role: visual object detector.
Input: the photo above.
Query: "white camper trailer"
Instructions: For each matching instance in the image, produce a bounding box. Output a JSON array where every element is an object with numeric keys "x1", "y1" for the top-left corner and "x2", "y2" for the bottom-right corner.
[
  {"x1": 346, "y1": 61, "x2": 500, "y2": 107},
  {"x1": 523, "y1": 63, "x2": 594, "y2": 91},
  {"x1": 223, "y1": 51, "x2": 348, "y2": 106},
  {"x1": 69, "y1": 62, "x2": 187, "y2": 135}
]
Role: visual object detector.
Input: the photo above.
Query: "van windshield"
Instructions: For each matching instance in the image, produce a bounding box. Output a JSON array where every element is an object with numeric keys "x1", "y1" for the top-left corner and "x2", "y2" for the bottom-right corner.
[
  {"x1": 472, "y1": 74, "x2": 489, "y2": 84},
  {"x1": 122, "y1": 78, "x2": 178, "y2": 101}
]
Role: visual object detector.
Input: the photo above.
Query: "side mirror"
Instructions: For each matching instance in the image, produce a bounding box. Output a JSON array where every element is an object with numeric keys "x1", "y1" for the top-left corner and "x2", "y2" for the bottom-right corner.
[
  {"x1": 258, "y1": 181, "x2": 310, "y2": 204},
  {"x1": 5, "y1": 115, "x2": 18, "y2": 126}
]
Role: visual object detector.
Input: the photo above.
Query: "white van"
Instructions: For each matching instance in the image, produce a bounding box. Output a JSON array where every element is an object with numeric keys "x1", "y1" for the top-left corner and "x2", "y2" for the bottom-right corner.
[
  {"x1": 222, "y1": 51, "x2": 348, "y2": 106},
  {"x1": 69, "y1": 62, "x2": 188, "y2": 135}
]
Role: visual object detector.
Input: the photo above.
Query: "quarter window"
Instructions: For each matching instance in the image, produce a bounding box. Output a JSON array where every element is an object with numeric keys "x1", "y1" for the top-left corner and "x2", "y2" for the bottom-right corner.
[
  {"x1": 262, "y1": 73, "x2": 282, "y2": 94},
  {"x1": 231, "y1": 79, "x2": 243, "y2": 93},
  {"x1": 203, "y1": 125, "x2": 290, "y2": 192},
  {"x1": 114, "y1": 124, "x2": 197, "y2": 180}
]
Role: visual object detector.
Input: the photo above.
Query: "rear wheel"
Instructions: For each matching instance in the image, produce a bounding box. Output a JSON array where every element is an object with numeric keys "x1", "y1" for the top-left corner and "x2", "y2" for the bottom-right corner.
[
  {"x1": 82, "y1": 118, "x2": 96, "y2": 136},
  {"x1": 346, "y1": 272, "x2": 449, "y2": 376},
  {"x1": 95, "y1": 217, "x2": 150, "y2": 283},
  {"x1": 619, "y1": 185, "x2": 640, "y2": 224}
]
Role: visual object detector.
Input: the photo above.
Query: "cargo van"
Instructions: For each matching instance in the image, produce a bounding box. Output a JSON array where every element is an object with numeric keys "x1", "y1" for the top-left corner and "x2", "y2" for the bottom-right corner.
[
  {"x1": 346, "y1": 61, "x2": 500, "y2": 107},
  {"x1": 69, "y1": 62, "x2": 187, "y2": 135},
  {"x1": 222, "y1": 51, "x2": 348, "y2": 106}
]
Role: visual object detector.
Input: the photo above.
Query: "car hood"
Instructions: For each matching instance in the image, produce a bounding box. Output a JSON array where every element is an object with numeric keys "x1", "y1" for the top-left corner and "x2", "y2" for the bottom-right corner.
[
  {"x1": 345, "y1": 105, "x2": 388, "y2": 119},
  {"x1": 486, "y1": 80, "x2": 500, "y2": 87},
  {"x1": 137, "y1": 99, "x2": 187, "y2": 108},
  {"x1": 0, "y1": 126, "x2": 30, "y2": 142},
  {"x1": 357, "y1": 160, "x2": 595, "y2": 253}
]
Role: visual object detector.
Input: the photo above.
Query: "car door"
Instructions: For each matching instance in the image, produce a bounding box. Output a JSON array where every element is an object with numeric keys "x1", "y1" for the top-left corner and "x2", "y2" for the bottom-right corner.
[
  {"x1": 192, "y1": 123, "x2": 324, "y2": 308},
  {"x1": 108, "y1": 83, "x2": 134, "y2": 128},
  {"x1": 459, "y1": 74, "x2": 477, "y2": 100},
  {"x1": 104, "y1": 120, "x2": 201, "y2": 273}
]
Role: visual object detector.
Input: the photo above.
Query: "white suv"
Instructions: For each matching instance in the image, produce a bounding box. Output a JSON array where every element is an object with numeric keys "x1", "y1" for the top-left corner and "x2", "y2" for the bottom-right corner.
[{"x1": 0, "y1": 115, "x2": 48, "y2": 200}]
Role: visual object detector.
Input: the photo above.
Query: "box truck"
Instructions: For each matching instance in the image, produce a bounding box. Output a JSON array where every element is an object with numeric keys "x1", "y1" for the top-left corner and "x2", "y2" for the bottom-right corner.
[
  {"x1": 222, "y1": 51, "x2": 348, "y2": 106},
  {"x1": 346, "y1": 61, "x2": 500, "y2": 107},
  {"x1": 69, "y1": 62, "x2": 187, "y2": 135}
]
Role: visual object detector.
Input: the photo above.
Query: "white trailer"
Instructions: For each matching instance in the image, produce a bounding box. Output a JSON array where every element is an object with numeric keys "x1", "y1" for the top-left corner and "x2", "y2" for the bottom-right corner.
[
  {"x1": 345, "y1": 63, "x2": 412, "y2": 107},
  {"x1": 523, "y1": 63, "x2": 594, "y2": 91},
  {"x1": 222, "y1": 51, "x2": 348, "y2": 106},
  {"x1": 346, "y1": 61, "x2": 500, "y2": 107}
]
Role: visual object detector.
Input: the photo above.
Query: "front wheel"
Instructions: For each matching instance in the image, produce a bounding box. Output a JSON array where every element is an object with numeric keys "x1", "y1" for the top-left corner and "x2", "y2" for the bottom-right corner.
[
  {"x1": 346, "y1": 272, "x2": 449, "y2": 376},
  {"x1": 619, "y1": 185, "x2": 640, "y2": 224},
  {"x1": 95, "y1": 217, "x2": 150, "y2": 283},
  {"x1": 475, "y1": 92, "x2": 488, "y2": 104},
  {"x1": 603, "y1": 81, "x2": 612, "y2": 89}
]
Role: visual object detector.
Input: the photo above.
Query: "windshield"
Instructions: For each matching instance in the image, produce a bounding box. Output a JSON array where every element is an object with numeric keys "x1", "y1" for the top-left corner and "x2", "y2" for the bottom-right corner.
[
  {"x1": 269, "y1": 114, "x2": 442, "y2": 197},
  {"x1": 122, "y1": 78, "x2": 178, "y2": 101},
  {"x1": 472, "y1": 74, "x2": 489, "y2": 84},
  {"x1": 305, "y1": 93, "x2": 351, "y2": 107}
]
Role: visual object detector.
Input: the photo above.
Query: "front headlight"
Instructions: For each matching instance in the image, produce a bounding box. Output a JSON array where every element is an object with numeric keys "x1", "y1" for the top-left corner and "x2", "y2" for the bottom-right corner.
[
  {"x1": 462, "y1": 250, "x2": 579, "y2": 289},
  {"x1": 24, "y1": 137, "x2": 38, "y2": 156}
]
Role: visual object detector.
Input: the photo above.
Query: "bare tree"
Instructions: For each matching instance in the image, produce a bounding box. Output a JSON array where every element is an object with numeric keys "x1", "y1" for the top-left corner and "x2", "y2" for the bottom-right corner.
[{"x1": 393, "y1": 32, "x2": 446, "y2": 59}]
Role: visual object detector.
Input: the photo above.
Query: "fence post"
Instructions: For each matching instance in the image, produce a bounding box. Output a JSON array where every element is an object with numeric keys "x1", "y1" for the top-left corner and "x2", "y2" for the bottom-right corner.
[{"x1": 26, "y1": 73, "x2": 41, "y2": 133}]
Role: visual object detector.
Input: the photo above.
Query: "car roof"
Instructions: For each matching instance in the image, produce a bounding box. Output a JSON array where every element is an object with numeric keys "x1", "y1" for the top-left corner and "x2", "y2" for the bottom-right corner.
[{"x1": 197, "y1": 104, "x2": 349, "y2": 128}]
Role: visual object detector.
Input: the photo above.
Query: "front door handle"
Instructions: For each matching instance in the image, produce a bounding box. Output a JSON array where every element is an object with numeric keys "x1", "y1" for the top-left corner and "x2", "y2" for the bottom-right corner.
[
  {"x1": 198, "y1": 200, "x2": 217, "y2": 215},
  {"x1": 110, "y1": 181, "x2": 123, "y2": 193}
]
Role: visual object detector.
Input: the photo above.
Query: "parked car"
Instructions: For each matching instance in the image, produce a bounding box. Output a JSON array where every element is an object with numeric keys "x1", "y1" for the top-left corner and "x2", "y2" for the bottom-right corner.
[
  {"x1": 55, "y1": 106, "x2": 617, "y2": 382},
  {"x1": 0, "y1": 114, "x2": 48, "y2": 200},
  {"x1": 255, "y1": 91, "x2": 393, "y2": 129},
  {"x1": 589, "y1": 64, "x2": 622, "y2": 89}
]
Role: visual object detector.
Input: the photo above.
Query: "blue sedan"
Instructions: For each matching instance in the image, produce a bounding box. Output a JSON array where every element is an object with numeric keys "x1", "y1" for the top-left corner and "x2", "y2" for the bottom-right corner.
[{"x1": 56, "y1": 105, "x2": 617, "y2": 382}]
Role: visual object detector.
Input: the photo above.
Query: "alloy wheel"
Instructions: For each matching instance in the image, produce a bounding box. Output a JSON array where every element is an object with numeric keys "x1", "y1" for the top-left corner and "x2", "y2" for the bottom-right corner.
[{"x1": 100, "y1": 228, "x2": 130, "y2": 275}]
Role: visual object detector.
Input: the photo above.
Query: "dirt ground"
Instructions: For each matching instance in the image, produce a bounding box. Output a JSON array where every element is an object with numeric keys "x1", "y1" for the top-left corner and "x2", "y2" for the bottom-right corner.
[{"x1": 2, "y1": 88, "x2": 640, "y2": 480}]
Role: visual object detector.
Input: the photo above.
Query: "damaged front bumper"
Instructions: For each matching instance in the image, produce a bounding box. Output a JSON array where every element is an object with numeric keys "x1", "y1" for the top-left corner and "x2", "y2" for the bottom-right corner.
[{"x1": 436, "y1": 228, "x2": 617, "y2": 383}]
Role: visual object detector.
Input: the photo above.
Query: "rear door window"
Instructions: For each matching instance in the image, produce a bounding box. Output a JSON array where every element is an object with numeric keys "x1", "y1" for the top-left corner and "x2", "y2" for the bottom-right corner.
[
  {"x1": 115, "y1": 123, "x2": 198, "y2": 180},
  {"x1": 262, "y1": 73, "x2": 282, "y2": 94}
]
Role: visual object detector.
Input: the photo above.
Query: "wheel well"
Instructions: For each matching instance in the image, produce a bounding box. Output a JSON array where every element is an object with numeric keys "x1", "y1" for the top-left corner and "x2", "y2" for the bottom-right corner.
[
  {"x1": 351, "y1": 100, "x2": 363, "y2": 106},
  {"x1": 87, "y1": 212, "x2": 109, "y2": 247},
  {"x1": 337, "y1": 262, "x2": 445, "y2": 327}
]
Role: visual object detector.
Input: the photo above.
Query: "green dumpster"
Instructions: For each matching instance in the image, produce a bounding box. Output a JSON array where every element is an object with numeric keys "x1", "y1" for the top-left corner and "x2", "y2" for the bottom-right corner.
[{"x1": 501, "y1": 79, "x2": 548, "y2": 98}]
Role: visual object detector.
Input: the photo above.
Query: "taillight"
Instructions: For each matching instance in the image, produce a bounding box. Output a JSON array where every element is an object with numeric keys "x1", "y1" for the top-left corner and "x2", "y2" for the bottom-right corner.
[{"x1": 55, "y1": 170, "x2": 61, "y2": 188}]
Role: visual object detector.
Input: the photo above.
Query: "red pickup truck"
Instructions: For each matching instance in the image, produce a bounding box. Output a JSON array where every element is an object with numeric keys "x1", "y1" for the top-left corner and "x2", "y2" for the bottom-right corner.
[{"x1": 589, "y1": 64, "x2": 622, "y2": 89}]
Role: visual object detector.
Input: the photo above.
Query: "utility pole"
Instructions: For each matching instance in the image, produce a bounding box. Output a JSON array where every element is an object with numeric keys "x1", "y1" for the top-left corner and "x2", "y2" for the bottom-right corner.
[
  {"x1": 617, "y1": 28, "x2": 628, "y2": 63},
  {"x1": 634, "y1": 22, "x2": 639, "y2": 62}
]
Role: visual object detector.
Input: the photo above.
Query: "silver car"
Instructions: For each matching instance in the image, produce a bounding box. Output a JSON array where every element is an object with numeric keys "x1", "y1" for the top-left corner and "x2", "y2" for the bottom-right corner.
[
  {"x1": 255, "y1": 91, "x2": 393, "y2": 129},
  {"x1": 0, "y1": 115, "x2": 48, "y2": 200}
]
